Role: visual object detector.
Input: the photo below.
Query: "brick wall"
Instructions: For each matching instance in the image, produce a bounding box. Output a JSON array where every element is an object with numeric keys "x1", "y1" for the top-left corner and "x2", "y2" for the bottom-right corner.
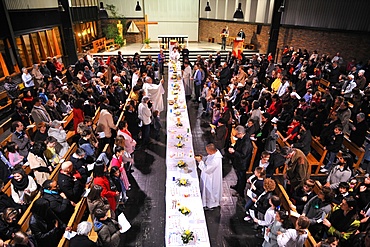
[
  {"x1": 199, "y1": 19, "x2": 269, "y2": 53},
  {"x1": 199, "y1": 19, "x2": 370, "y2": 63}
]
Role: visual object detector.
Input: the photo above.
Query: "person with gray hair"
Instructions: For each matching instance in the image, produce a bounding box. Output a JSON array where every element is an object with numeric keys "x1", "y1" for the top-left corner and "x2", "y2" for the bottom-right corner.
[
  {"x1": 69, "y1": 221, "x2": 96, "y2": 247},
  {"x1": 48, "y1": 120, "x2": 70, "y2": 157},
  {"x1": 228, "y1": 125, "x2": 253, "y2": 197},
  {"x1": 356, "y1": 69, "x2": 367, "y2": 90},
  {"x1": 341, "y1": 74, "x2": 356, "y2": 99},
  {"x1": 138, "y1": 95, "x2": 152, "y2": 148},
  {"x1": 349, "y1": 112, "x2": 368, "y2": 147}
]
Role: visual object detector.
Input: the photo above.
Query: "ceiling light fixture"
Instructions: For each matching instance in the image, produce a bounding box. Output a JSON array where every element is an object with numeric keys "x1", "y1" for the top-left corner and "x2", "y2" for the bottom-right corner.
[{"x1": 233, "y1": 3, "x2": 244, "y2": 19}]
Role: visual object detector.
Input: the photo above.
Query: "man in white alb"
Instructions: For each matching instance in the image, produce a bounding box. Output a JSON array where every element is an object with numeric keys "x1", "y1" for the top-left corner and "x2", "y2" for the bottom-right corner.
[
  {"x1": 142, "y1": 78, "x2": 165, "y2": 113},
  {"x1": 195, "y1": 143, "x2": 223, "y2": 210}
]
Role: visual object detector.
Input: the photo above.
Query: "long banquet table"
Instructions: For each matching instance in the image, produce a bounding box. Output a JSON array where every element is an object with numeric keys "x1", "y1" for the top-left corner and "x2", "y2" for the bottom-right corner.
[{"x1": 165, "y1": 61, "x2": 210, "y2": 246}]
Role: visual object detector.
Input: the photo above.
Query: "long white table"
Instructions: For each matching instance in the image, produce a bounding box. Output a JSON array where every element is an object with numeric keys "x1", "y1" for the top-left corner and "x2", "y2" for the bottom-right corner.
[{"x1": 165, "y1": 61, "x2": 210, "y2": 246}]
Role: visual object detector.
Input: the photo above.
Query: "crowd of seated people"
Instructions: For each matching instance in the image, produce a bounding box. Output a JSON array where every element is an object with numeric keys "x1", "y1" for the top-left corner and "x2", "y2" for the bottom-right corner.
[
  {"x1": 0, "y1": 51, "x2": 162, "y2": 246},
  {"x1": 191, "y1": 48, "x2": 370, "y2": 246}
]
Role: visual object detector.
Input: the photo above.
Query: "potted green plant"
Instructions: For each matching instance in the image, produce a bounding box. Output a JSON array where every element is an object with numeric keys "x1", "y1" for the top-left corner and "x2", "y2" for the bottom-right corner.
[{"x1": 144, "y1": 38, "x2": 151, "y2": 48}]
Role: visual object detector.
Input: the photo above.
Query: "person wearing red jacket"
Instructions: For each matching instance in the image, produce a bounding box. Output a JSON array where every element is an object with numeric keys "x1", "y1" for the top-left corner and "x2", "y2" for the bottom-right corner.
[
  {"x1": 267, "y1": 94, "x2": 282, "y2": 117},
  {"x1": 73, "y1": 98, "x2": 85, "y2": 133},
  {"x1": 93, "y1": 160, "x2": 119, "y2": 211}
]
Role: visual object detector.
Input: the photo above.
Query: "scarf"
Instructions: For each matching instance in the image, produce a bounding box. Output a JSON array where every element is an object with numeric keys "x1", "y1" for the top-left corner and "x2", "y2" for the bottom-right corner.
[{"x1": 11, "y1": 175, "x2": 29, "y2": 192}]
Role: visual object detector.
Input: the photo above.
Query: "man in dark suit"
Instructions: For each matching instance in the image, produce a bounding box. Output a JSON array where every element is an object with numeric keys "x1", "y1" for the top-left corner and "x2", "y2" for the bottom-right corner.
[
  {"x1": 219, "y1": 62, "x2": 231, "y2": 91},
  {"x1": 228, "y1": 125, "x2": 252, "y2": 197}
]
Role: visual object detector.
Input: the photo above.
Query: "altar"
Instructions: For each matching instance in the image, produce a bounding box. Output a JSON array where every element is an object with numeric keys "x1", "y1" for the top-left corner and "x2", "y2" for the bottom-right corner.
[
  {"x1": 165, "y1": 61, "x2": 210, "y2": 246},
  {"x1": 158, "y1": 35, "x2": 189, "y2": 50}
]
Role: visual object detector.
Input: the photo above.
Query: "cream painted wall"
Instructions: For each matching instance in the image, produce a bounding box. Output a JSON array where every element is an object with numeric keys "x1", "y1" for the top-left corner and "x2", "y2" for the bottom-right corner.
[
  {"x1": 5, "y1": 0, "x2": 58, "y2": 9},
  {"x1": 104, "y1": 0, "x2": 199, "y2": 41}
]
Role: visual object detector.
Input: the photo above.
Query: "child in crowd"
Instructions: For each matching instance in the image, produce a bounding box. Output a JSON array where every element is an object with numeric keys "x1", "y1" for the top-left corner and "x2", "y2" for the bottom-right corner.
[
  {"x1": 291, "y1": 179, "x2": 316, "y2": 214},
  {"x1": 262, "y1": 209, "x2": 291, "y2": 247},
  {"x1": 254, "y1": 195, "x2": 281, "y2": 238},
  {"x1": 320, "y1": 124, "x2": 344, "y2": 173},
  {"x1": 212, "y1": 103, "x2": 221, "y2": 125},
  {"x1": 44, "y1": 136, "x2": 60, "y2": 167},
  {"x1": 244, "y1": 167, "x2": 266, "y2": 222},
  {"x1": 277, "y1": 215, "x2": 310, "y2": 247},
  {"x1": 7, "y1": 142, "x2": 24, "y2": 168},
  {"x1": 332, "y1": 182, "x2": 350, "y2": 205}
]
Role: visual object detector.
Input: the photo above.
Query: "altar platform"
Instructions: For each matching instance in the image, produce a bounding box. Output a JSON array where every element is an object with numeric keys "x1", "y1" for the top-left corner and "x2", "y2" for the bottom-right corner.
[{"x1": 90, "y1": 41, "x2": 259, "y2": 64}]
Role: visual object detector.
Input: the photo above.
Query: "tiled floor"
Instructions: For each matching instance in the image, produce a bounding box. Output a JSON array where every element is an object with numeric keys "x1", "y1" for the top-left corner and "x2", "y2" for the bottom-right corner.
[{"x1": 122, "y1": 69, "x2": 263, "y2": 246}]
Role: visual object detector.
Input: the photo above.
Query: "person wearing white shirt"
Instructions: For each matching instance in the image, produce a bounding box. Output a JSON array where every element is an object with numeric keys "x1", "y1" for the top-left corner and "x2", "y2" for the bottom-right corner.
[
  {"x1": 131, "y1": 69, "x2": 140, "y2": 88},
  {"x1": 195, "y1": 143, "x2": 223, "y2": 210},
  {"x1": 138, "y1": 96, "x2": 152, "y2": 147},
  {"x1": 169, "y1": 47, "x2": 180, "y2": 62},
  {"x1": 22, "y1": 67, "x2": 35, "y2": 91}
]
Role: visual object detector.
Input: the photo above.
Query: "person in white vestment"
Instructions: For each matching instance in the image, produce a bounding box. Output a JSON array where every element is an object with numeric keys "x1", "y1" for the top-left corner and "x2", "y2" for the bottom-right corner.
[
  {"x1": 169, "y1": 47, "x2": 180, "y2": 62},
  {"x1": 195, "y1": 143, "x2": 223, "y2": 210},
  {"x1": 142, "y1": 78, "x2": 165, "y2": 113},
  {"x1": 183, "y1": 62, "x2": 193, "y2": 97}
]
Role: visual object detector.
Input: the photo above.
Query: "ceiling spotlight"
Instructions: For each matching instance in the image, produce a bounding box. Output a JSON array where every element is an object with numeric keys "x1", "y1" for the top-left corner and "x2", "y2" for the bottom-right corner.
[
  {"x1": 135, "y1": 1, "x2": 142, "y2": 11},
  {"x1": 205, "y1": 2, "x2": 211, "y2": 12},
  {"x1": 233, "y1": 3, "x2": 244, "y2": 19}
]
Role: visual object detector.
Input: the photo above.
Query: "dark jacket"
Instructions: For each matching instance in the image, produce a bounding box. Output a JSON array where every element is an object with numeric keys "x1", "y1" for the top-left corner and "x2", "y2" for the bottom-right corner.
[
  {"x1": 349, "y1": 120, "x2": 368, "y2": 147},
  {"x1": 70, "y1": 155, "x2": 88, "y2": 184},
  {"x1": 253, "y1": 191, "x2": 273, "y2": 215},
  {"x1": 326, "y1": 133, "x2": 344, "y2": 153},
  {"x1": 42, "y1": 191, "x2": 74, "y2": 224},
  {"x1": 70, "y1": 235, "x2": 97, "y2": 247},
  {"x1": 29, "y1": 214, "x2": 62, "y2": 247},
  {"x1": 219, "y1": 67, "x2": 231, "y2": 86},
  {"x1": 292, "y1": 130, "x2": 312, "y2": 155},
  {"x1": 94, "y1": 218, "x2": 121, "y2": 247},
  {"x1": 0, "y1": 192, "x2": 22, "y2": 214},
  {"x1": 232, "y1": 134, "x2": 252, "y2": 171},
  {"x1": 57, "y1": 172, "x2": 84, "y2": 204},
  {"x1": 291, "y1": 186, "x2": 316, "y2": 214},
  {"x1": 212, "y1": 125, "x2": 228, "y2": 151},
  {"x1": 0, "y1": 217, "x2": 20, "y2": 241}
]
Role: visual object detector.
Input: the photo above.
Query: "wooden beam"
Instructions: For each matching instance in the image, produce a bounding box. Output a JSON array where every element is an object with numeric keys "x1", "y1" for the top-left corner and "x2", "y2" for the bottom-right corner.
[
  {"x1": 0, "y1": 53, "x2": 9, "y2": 76},
  {"x1": 51, "y1": 28, "x2": 61, "y2": 56},
  {"x1": 20, "y1": 35, "x2": 32, "y2": 67},
  {"x1": 44, "y1": 30, "x2": 54, "y2": 57},
  {"x1": 36, "y1": 32, "x2": 47, "y2": 60},
  {"x1": 28, "y1": 34, "x2": 40, "y2": 63},
  {"x1": 6, "y1": 39, "x2": 20, "y2": 73}
]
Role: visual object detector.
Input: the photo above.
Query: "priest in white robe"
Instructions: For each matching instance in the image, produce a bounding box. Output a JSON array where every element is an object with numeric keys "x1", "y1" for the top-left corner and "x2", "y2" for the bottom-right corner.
[
  {"x1": 142, "y1": 78, "x2": 165, "y2": 113},
  {"x1": 183, "y1": 62, "x2": 193, "y2": 97},
  {"x1": 195, "y1": 143, "x2": 223, "y2": 210}
]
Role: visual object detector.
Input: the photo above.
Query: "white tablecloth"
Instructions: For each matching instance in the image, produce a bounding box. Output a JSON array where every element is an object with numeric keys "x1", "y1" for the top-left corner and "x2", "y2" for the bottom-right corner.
[{"x1": 165, "y1": 62, "x2": 210, "y2": 246}]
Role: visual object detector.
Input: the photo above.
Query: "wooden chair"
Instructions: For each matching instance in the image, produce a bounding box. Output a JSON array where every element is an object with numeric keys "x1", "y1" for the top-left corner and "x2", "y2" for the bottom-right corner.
[
  {"x1": 246, "y1": 141, "x2": 258, "y2": 173},
  {"x1": 343, "y1": 136, "x2": 365, "y2": 170},
  {"x1": 318, "y1": 78, "x2": 330, "y2": 93},
  {"x1": 308, "y1": 138, "x2": 328, "y2": 175}
]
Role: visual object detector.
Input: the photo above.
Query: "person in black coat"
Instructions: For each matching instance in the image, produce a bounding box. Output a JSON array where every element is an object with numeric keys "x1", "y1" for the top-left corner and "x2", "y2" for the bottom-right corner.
[
  {"x1": 211, "y1": 118, "x2": 228, "y2": 152},
  {"x1": 57, "y1": 161, "x2": 84, "y2": 204},
  {"x1": 0, "y1": 207, "x2": 20, "y2": 241},
  {"x1": 29, "y1": 198, "x2": 64, "y2": 247},
  {"x1": 291, "y1": 179, "x2": 316, "y2": 214},
  {"x1": 124, "y1": 103, "x2": 140, "y2": 141},
  {"x1": 41, "y1": 180, "x2": 74, "y2": 224},
  {"x1": 219, "y1": 63, "x2": 231, "y2": 91},
  {"x1": 0, "y1": 179, "x2": 22, "y2": 214},
  {"x1": 292, "y1": 122, "x2": 312, "y2": 156},
  {"x1": 228, "y1": 125, "x2": 253, "y2": 197},
  {"x1": 349, "y1": 112, "x2": 368, "y2": 147},
  {"x1": 69, "y1": 148, "x2": 89, "y2": 184},
  {"x1": 69, "y1": 221, "x2": 97, "y2": 247}
]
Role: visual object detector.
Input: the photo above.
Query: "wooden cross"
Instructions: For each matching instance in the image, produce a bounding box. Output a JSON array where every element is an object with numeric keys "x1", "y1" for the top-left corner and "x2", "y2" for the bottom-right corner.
[{"x1": 135, "y1": 14, "x2": 158, "y2": 40}]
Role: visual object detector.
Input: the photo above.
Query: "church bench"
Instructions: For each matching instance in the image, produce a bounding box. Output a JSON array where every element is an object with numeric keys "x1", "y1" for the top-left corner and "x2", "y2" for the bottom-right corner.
[
  {"x1": 92, "y1": 37, "x2": 106, "y2": 53},
  {"x1": 104, "y1": 39, "x2": 120, "y2": 52},
  {"x1": 318, "y1": 78, "x2": 330, "y2": 93},
  {"x1": 246, "y1": 141, "x2": 258, "y2": 173},
  {"x1": 0, "y1": 118, "x2": 12, "y2": 136},
  {"x1": 308, "y1": 137, "x2": 327, "y2": 175},
  {"x1": 0, "y1": 91, "x2": 12, "y2": 112},
  {"x1": 277, "y1": 130, "x2": 290, "y2": 149},
  {"x1": 342, "y1": 136, "x2": 365, "y2": 170}
]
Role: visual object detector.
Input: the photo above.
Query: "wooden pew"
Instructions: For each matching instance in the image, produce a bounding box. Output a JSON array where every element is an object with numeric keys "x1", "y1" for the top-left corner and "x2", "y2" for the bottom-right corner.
[
  {"x1": 318, "y1": 78, "x2": 330, "y2": 93},
  {"x1": 247, "y1": 141, "x2": 258, "y2": 173},
  {"x1": 0, "y1": 91, "x2": 12, "y2": 112},
  {"x1": 104, "y1": 39, "x2": 120, "y2": 51},
  {"x1": 307, "y1": 138, "x2": 327, "y2": 175},
  {"x1": 343, "y1": 136, "x2": 365, "y2": 170},
  {"x1": 277, "y1": 131, "x2": 290, "y2": 149},
  {"x1": 0, "y1": 118, "x2": 12, "y2": 136}
]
